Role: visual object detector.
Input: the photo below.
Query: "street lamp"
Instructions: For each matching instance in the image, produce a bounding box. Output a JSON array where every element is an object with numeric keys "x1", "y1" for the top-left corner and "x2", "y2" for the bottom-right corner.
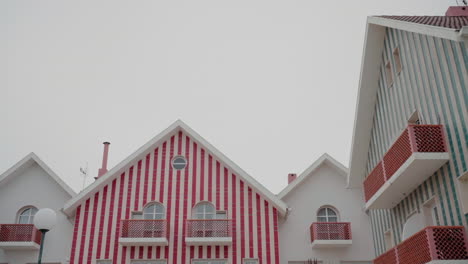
[{"x1": 33, "y1": 208, "x2": 57, "y2": 264}]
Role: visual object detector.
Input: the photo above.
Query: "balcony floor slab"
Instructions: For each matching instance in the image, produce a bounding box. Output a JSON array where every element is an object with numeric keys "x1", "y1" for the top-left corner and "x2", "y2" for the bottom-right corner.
[
  {"x1": 185, "y1": 237, "x2": 232, "y2": 246},
  {"x1": 311, "y1": 240, "x2": 352, "y2": 248},
  {"x1": 0, "y1": 241, "x2": 40, "y2": 250},
  {"x1": 118, "y1": 237, "x2": 169, "y2": 246},
  {"x1": 366, "y1": 152, "x2": 449, "y2": 210}
]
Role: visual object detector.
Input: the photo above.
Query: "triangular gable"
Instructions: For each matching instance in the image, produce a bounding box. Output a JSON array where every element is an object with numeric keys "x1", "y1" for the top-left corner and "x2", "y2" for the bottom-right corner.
[
  {"x1": 278, "y1": 153, "x2": 348, "y2": 199},
  {"x1": 0, "y1": 152, "x2": 76, "y2": 197},
  {"x1": 63, "y1": 120, "x2": 287, "y2": 216}
]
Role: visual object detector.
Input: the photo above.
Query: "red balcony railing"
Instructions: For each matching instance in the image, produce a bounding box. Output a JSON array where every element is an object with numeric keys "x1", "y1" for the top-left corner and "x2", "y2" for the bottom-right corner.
[
  {"x1": 374, "y1": 226, "x2": 468, "y2": 264},
  {"x1": 0, "y1": 224, "x2": 42, "y2": 244},
  {"x1": 185, "y1": 220, "x2": 232, "y2": 238},
  {"x1": 120, "y1": 220, "x2": 168, "y2": 238},
  {"x1": 364, "y1": 125, "x2": 447, "y2": 202},
  {"x1": 310, "y1": 222, "x2": 352, "y2": 242}
]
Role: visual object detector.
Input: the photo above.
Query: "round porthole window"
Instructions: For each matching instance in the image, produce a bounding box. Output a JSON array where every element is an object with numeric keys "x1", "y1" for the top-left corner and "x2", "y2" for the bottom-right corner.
[{"x1": 172, "y1": 156, "x2": 187, "y2": 170}]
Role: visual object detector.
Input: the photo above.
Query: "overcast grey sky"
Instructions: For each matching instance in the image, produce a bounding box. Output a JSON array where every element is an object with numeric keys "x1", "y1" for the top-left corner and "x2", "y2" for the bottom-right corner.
[{"x1": 1, "y1": 0, "x2": 455, "y2": 193}]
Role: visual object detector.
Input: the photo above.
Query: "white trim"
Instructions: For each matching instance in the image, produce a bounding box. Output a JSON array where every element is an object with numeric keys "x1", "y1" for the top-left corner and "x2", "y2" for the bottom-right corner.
[
  {"x1": 311, "y1": 239, "x2": 352, "y2": 248},
  {"x1": 0, "y1": 241, "x2": 40, "y2": 250},
  {"x1": 278, "y1": 153, "x2": 348, "y2": 199},
  {"x1": 118, "y1": 237, "x2": 169, "y2": 246},
  {"x1": 0, "y1": 153, "x2": 76, "y2": 197},
  {"x1": 63, "y1": 120, "x2": 287, "y2": 216}
]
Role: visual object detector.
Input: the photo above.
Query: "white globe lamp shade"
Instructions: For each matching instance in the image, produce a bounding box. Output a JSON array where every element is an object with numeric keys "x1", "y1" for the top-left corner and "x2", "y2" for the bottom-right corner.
[{"x1": 33, "y1": 208, "x2": 57, "y2": 231}]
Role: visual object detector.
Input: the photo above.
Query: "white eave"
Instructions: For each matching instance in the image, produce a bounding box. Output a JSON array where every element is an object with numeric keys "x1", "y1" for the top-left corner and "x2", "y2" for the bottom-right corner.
[
  {"x1": 347, "y1": 16, "x2": 467, "y2": 188},
  {"x1": 0, "y1": 152, "x2": 76, "y2": 197},
  {"x1": 278, "y1": 153, "x2": 348, "y2": 199},
  {"x1": 63, "y1": 120, "x2": 288, "y2": 216}
]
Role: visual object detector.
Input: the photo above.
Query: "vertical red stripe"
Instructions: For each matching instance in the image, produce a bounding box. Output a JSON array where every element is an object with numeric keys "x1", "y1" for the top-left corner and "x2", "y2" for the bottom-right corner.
[
  {"x1": 207, "y1": 245, "x2": 212, "y2": 258},
  {"x1": 165, "y1": 136, "x2": 175, "y2": 260},
  {"x1": 138, "y1": 246, "x2": 144, "y2": 259},
  {"x1": 232, "y1": 174, "x2": 237, "y2": 264},
  {"x1": 256, "y1": 194, "x2": 263, "y2": 264},
  {"x1": 172, "y1": 132, "x2": 182, "y2": 264},
  {"x1": 190, "y1": 246, "x2": 194, "y2": 260},
  {"x1": 143, "y1": 154, "x2": 150, "y2": 205},
  {"x1": 248, "y1": 187, "x2": 254, "y2": 258},
  {"x1": 69, "y1": 205, "x2": 81, "y2": 264},
  {"x1": 208, "y1": 155, "x2": 213, "y2": 202},
  {"x1": 86, "y1": 193, "x2": 99, "y2": 264},
  {"x1": 134, "y1": 161, "x2": 142, "y2": 210},
  {"x1": 198, "y1": 246, "x2": 203, "y2": 258},
  {"x1": 159, "y1": 142, "x2": 167, "y2": 203},
  {"x1": 96, "y1": 186, "x2": 107, "y2": 259},
  {"x1": 240, "y1": 181, "x2": 245, "y2": 261},
  {"x1": 147, "y1": 246, "x2": 152, "y2": 259},
  {"x1": 224, "y1": 246, "x2": 228, "y2": 259},
  {"x1": 122, "y1": 247, "x2": 127, "y2": 262},
  {"x1": 156, "y1": 246, "x2": 161, "y2": 258},
  {"x1": 216, "y1": 162, "x2": 221, "y2": 210},
  {"x1": 78, "y1": 200, "x2": 90, "y2": 264},
  {"x1": 264, "y1": 201, "x2": 271, "y2": 264},
  {"x1": 115, "y1": 174, "x2": 125, "y2": 263},
  {"x1": 181, "y1": 136, "x2": 190, "y2": 264},
  {"x1": 192, "y1": 143, "x2": 198, "y2": 207},
  {"x1": 105, "y1": 179, "x2": 116, "y2": 259},
  {"x1": 223, "y1": 168, "x2": 228, "y2": 212},
  {"x1": 130, "y1": 246, "x2": 135, "y2": 258},
  {"x1": 273, "y1": 208, "x2": 280, "y2": 264},
  {"x1": 200, "y1": 149, "x2": 205, "y2": 201},
  {"x1": 215, "y1": 246, "x2": 220, "y2": 258},
  {"x1": 152, "y1": 148, "x2": 159, "y2": 201}
]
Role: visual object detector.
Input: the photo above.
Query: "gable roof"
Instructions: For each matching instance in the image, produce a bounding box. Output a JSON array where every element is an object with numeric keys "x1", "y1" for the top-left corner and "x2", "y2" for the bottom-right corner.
[
  {"x1": 347, "y1": 15, "x2": 468, "y2": 188},
  {"x1": 379, "y1": 16, "x2": 468, "y2": 30},
  {"x1": 63, "y1": 120, "x2": 288, "y2": 216},
  {"x1": 278, "y1": 153, "x2": 348, "y2": 199},
  {"x1": 0, "y1": 152, "x2": 76, "y2": 197}
]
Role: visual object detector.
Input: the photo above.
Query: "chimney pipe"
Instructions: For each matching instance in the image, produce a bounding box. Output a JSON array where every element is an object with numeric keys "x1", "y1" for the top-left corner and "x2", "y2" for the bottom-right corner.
[
  {"x1": 96, "y1": 142, "x2": 110, "y2": 179},
  {"x1": 445, "y1": 6, "x2": 468, "y2": 16},
  {"x1": 288, "y1": 173, "x2": 297, "y2": 184}
]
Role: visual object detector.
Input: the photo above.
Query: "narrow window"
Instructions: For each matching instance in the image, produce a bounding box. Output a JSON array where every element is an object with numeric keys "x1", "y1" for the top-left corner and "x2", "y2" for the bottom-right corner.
[
  {"x1": 384, "y1": 229, "x2": 395, "y2": 251},
  {"x1": 385, "y1": 61, "x2": 393, "y2": 87},
  {"x1": 393, "y1": 47, "x2": 402, "y2": 74}
]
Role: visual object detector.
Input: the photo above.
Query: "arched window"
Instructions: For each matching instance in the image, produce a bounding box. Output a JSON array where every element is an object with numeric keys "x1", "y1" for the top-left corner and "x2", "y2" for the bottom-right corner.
[
  {"x1": 193, "y1": 202, "x2": 215, "y2": 219},
  {"x1": 143, "y1": 202, "x2": 165, "y2": 220},
  {"x1": 17, "y1": 206, "x2": 38, "y2": 224},
  {"x1": 317, "y1": 207, "x2": 338, "y2": 222}
]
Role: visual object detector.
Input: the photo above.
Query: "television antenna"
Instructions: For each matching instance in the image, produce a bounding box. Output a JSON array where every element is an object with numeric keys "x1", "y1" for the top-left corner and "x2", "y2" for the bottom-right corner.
[{"x1": 79, "y1": 163, "x2": 88, "y2": 191}]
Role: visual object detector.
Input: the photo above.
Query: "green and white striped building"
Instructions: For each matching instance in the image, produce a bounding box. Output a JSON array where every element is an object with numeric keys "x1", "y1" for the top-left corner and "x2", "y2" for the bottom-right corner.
[{"x1": 348, "y1": 7, "x2": 468, "y2": 261}]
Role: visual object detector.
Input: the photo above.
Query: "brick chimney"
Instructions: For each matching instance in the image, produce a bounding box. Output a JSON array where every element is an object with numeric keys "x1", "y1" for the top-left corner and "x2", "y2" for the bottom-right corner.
[
  {"x1": 446, "y1": 6, "x2": 468, "y2": 16},
  {"x1": 288, "y1": 173, "x2": 297, "y2": 184},
  {"x1": 96, "y1": 142, "x2": 110, "y2": 179}
]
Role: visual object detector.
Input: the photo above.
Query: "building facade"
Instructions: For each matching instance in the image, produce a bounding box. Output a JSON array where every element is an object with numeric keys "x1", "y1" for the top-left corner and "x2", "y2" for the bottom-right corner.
[
  {"x1": 278, "y1": 154, "x2": 374, "y2": 264},
  {"x1": 0, "y1": 153, "x2": 76, "y2": 264},
  {"x1": 63, "y1": 121, "x2": 287, "y2": 264},
  {"x1": 348, "y1": 6, "x2": 468, "y2": 263}
]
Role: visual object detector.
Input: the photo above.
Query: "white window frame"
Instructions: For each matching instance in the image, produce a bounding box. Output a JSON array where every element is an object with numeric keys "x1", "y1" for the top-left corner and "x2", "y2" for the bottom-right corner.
[
  {"x1": 17, "y1": 206, "x2": 38, "y2": 224},
  {"x1": 143, "y1": 202, "x2": 166, "y2": 220},
  {"x1": 316, "y1": 207, "x2": 339, "y2": 222}
]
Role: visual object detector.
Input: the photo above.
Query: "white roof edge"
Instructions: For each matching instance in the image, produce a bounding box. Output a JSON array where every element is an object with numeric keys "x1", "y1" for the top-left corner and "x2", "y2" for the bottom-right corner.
[
  {"x1": 0, "y1": 152, "x2": 76, "y2": 197},
  {"x1": 368, "y1": 16, "x2": 462, "y2": 41},
  {"x1": 278, "y1": 153, "x2": 348, "y2": 199},
  {"x1": 63, "y1": 120, "x2": 288, "y2": 216}
]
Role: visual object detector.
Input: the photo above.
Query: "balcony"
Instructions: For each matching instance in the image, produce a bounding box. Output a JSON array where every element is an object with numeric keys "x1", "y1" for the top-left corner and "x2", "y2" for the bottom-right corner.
[
  {"x1": 310, "y1": 222, "x2": 352, "y2": 248},
  {"x1": 374, "y1": 226, "x2": 468, "y2": 264},
  {"x1": 0, "y1": 224, "x2": 42, "y2": 250},
  {"x1": 363, "y1": 125, "x2": 449, "y2": 210},
  {"x1": 185, "y1": 219, "x2": 232, "y2": 246},
  {"x1": 119, "y1": 220, "x2": 169, "y2": 246}
]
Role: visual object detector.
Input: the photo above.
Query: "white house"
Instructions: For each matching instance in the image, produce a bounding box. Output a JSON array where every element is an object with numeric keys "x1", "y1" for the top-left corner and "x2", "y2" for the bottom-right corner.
[
  {"x1": 0, "y1": 153, "x2": 76, "y2": 264},
  {"x1": 278, "y1": 154, "x2": 374, "y2": 264}
]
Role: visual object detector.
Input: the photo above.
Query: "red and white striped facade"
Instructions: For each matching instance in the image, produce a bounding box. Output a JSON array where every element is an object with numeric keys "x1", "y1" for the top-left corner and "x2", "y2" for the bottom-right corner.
[{"x1": 67, "y1": 123, "x2": 284, "y2": 264}]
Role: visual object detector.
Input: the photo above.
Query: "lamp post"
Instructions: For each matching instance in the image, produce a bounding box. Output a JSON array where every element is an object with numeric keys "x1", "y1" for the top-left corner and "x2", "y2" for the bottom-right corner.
[{"x1": 33, "y1": 208, "x2": 57, "y2": 264}]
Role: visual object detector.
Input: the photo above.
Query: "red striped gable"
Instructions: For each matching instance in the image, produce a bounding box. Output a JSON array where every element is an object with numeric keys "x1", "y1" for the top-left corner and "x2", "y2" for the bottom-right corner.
[{"x1": 69, "y1": 129, "x2": 280, "y2": 264}]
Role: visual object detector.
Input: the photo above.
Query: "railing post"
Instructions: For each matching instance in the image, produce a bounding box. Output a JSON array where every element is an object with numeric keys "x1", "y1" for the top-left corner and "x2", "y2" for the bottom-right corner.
[
  {"x1": 425, "y1": 227, "x2": 438, "y2": 260},
  {"x1": 407, "y1": 126, "x2": 418, "y2": 153}
]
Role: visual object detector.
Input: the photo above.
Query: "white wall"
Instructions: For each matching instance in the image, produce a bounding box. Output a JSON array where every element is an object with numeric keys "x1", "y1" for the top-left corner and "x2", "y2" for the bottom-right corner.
[
  {"x1": 0, "y1": 162, "x2": 73, "y2": 264},
  {"x1": 279, "y1": 163, "x2": 374, "y2": 264}
]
